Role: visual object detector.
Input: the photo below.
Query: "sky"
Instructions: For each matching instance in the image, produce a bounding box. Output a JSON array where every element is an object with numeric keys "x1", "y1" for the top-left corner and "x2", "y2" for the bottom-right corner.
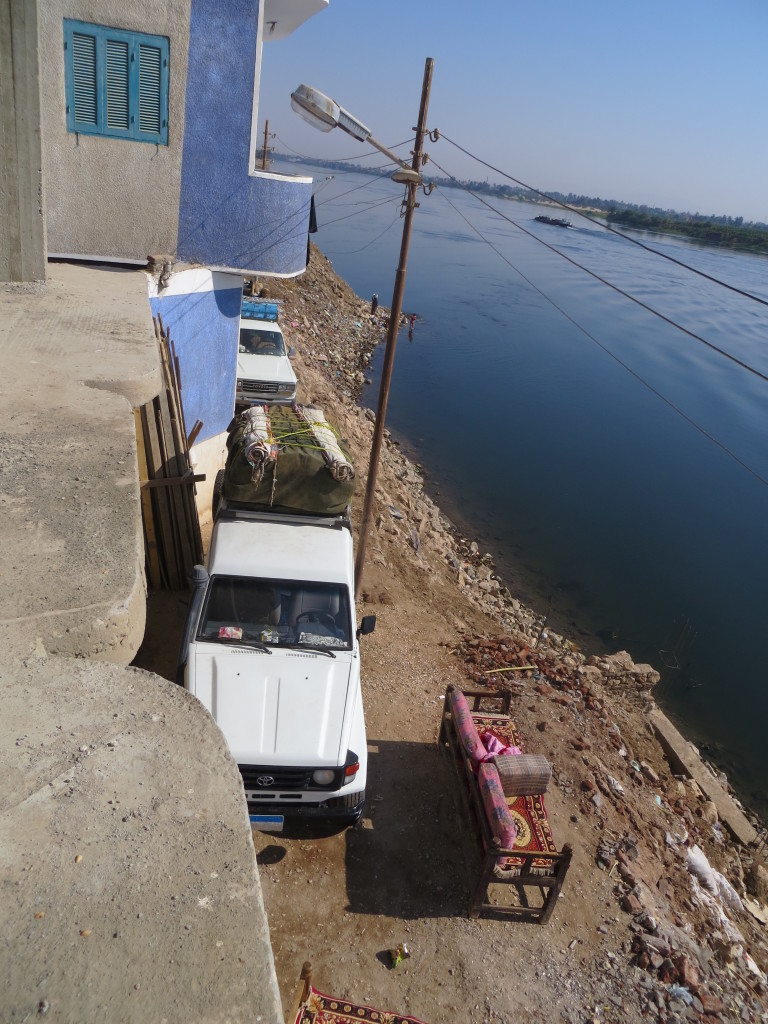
[{"x1": 258, "y1": 0, "x2": 768, "y2": 223}]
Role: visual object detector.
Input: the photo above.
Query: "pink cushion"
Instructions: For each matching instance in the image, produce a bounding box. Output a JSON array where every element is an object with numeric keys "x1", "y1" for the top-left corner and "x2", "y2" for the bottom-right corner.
[
  {"x1": 449, "y1": 690, "x2": 485, "y2": 764},
  {"x1": 478, "y1": 762, "x2": 518, "y2": 850}
]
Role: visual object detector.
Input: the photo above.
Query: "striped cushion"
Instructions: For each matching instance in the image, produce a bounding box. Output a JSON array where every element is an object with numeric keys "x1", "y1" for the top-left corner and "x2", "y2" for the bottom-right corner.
[
  {"x1": 449, "y1": 689, "x2": 485, "y2": 765},
  {"x1": 494, "y1": 754, "x2": 551, "y2": 797},
  {"x1": 478, "y1": 762, "x2": 517, "y2": 849}
]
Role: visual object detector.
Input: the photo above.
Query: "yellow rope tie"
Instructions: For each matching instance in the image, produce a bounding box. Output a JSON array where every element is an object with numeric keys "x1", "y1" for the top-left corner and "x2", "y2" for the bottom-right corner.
[{"x1": 270, "y1": 448, "x2": 278, "y2": 506}]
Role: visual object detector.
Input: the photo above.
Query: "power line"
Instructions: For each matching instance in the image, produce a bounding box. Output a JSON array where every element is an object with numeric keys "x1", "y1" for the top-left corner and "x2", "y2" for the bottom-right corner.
[
  {"x1": 324, "y1": 211, "x2": 403, "y2": 255},
  {"x1": 429, "y1": 156, "x2": 768, "y2": 387},
  {"x1": 273, "y1": 135, "x2": 414, "y2": 164},
  {"x1": 318, "y1": 193, "x2": 403, "y2": 229},
  {"x1": 316, "y1": 173, "x2": 396, "y2": 208},
  {"x1": 438, "y1": 133, "x2": 768, "y2": 311},
  {"x1": 432, "y1": 177, "x2": 768, "y2": 489}
]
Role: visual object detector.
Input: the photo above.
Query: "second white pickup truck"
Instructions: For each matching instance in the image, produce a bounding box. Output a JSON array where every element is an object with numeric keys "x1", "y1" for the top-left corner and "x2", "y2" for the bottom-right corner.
[{"x1": 236, "y1": 300, "x2": 297, "y2": 406}]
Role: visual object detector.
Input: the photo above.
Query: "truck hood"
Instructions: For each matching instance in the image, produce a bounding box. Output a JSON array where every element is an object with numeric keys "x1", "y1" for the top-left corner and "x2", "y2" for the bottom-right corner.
[
  {"x1": 191, "y1": 647, "x2": 355, "y2": 766},
  {"x1": 236, "y1": 353, "x2": 296, "y2": 385}
]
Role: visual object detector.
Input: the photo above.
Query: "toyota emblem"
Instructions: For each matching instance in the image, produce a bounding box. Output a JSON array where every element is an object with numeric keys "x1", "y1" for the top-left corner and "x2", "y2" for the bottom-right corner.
[{"x1": 256, "y1": 775, "x2": 275, "y2": 787}]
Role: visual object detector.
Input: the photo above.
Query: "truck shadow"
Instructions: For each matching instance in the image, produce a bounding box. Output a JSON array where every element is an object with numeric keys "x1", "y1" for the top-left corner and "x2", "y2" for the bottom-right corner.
[{"x1": 344, "y1": 738, "x2": 467, "y2": 919}]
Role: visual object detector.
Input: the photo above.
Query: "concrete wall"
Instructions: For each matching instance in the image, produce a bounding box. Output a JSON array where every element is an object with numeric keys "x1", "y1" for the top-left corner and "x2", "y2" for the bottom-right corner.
[
  {"x1": 40, "y1": 0, "x2": 190, "y2": 261},
  {"x1": 1, "y1": 0, "x2": 47, "y2": 282},
  {"x1": 148, "y1": 266, "x2": 242, "y2": 447},
  {"x1": 177, "y1": 0, "x2": 313, "y2": 276}
]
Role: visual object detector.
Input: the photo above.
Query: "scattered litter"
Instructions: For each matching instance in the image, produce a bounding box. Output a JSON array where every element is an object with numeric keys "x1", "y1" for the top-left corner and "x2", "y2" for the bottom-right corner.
[
  {"x1": 668, "y1": 985, "x2": 693, "y2": 1005},
  {"x1": 388, "y1": 505, "x2": 404, "y2": 520},
  {"x1": 745, "y1": 952, "x2": 767, "y2": 980},
  {"x1": 687, "y1": 844, "x2": 718, "y2": 893},
  {"x1": 388, "y1": 942, "x2": 410, "y2": 968},
  {"x1": 745, "y1": 898, "x2": 768, "y2": 926},
  {"x1": 606, "y1": 775, "x2": 625, "y2": 795}
]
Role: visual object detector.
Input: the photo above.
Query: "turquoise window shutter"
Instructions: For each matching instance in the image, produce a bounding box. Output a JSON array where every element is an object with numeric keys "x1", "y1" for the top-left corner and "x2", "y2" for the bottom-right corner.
[
  {"x1": 105, "y1": 39, "x2": 129, "y2": 131},
  {"x1": 139, "y1": 44, "x2": 162, "y2": 136},
  {"x1": 72, "y1": 32, "x2": 97, "y2": 127},
  {"x1": 64, "y1": 20, "x2": 168, "y2": 145}
]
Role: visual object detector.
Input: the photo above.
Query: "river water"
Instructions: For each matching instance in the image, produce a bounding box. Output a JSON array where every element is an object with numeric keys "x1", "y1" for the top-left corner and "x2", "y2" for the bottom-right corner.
[{"x1": 282, "y1": 160, "x2": 768, "y2": 817}]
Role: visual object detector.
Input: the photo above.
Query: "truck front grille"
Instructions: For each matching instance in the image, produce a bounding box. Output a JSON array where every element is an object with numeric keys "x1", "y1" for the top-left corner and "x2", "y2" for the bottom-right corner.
[
  {"x1": 240, "y1": 765, "x2": 313, "y2": 790},
  {"x1": 239, "y1": 379, "x2": 279, "y2": 394}
]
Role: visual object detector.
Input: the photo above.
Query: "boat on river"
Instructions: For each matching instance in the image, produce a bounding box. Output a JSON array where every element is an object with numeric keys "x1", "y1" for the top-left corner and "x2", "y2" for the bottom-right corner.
[{"x1": 534, "y1": 215, "x2": 572, "y2": 228}]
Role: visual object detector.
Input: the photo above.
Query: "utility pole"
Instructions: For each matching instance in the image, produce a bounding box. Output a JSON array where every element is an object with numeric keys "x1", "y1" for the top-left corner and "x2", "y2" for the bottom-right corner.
[
  {"x1": 354, "y1": 57, "x2": 433, "y2": 599},
  {"x1": 261, "y1": 120, "x2": 270, "y2": 170}
]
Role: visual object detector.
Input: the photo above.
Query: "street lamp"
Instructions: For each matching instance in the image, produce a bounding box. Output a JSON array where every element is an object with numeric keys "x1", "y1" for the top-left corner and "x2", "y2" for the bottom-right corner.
[
  {"x1": 290, "y1": 84, "x2": 422, "y2": 184},
  {"x1": 291, "y1": 59, "x2": 434, "y2": 600}
]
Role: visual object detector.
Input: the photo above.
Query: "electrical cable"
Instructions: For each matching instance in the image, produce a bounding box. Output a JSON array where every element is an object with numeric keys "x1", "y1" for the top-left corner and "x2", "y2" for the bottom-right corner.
[
  {"x1": 438, "y1": 133, "x2": 768, "y2": 311},
  {"x1": 429, "y1": 157, "x2": 768, "y2": 387},
  {"x1": 316, "y1": 173, "x2": 396, "y2": 208},
  {"x1": 323, "y1": 211, "x2": 403, "y2": 255},
  {"x1": 318, "y1": 193, "x2": 403, "y2": 229},
  {"x1": 273, "y1": 134, "x2": 414, "y2": 163},
  {"x1": 433, "y1": 179, "x2": 768, "y2": 489}
]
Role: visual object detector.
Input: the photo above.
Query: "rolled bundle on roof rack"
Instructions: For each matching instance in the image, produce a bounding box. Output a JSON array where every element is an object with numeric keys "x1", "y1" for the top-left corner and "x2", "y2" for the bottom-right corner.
[
  {"x1": 221, "y1": 404, "x2": 356, "y2": 515},
  {"x1": 296, "y1": 404, "x2": 356, "y2": 482},
  {"x1": 240, "y1": 405, "x2": 278, "y2": 484}
]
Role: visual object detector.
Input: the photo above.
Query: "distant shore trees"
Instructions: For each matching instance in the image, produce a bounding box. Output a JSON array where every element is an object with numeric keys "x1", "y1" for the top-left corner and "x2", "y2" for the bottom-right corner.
[{"x1": 275, "y1": 153, "x2": 768, "y2": 254}]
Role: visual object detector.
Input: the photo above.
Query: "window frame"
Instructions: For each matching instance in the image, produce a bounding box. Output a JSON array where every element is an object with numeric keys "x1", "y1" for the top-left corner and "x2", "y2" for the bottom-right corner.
[{"x1": 63, "y1": 19, "x2": 169, "y2": 145}]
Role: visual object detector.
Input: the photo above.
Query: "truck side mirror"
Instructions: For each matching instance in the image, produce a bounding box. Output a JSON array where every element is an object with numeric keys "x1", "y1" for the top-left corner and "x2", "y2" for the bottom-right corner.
[
  {"x1": 175, "y1": 565, "x2": 209, "y2": 685},
  {"x1": 288, "y1": 346, "x2": 296, "y2": 357},
  {"x1": 356, "y1": 614, "x2": 376, "y2": 640}
]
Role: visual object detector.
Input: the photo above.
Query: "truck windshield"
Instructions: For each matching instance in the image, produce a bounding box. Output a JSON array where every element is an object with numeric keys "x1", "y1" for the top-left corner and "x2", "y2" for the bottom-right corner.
[
  {"x1": 238, "y1": 328, "x2": 286, "y2": 357},
  {"x1": 198, "y1": 576, "x2": 352, "y2": 651}
]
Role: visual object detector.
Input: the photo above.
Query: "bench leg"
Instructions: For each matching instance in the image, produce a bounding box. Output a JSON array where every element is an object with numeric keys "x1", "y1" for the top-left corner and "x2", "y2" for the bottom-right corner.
[{"x1": 538, "y1": 844, "x2": 573, "y2": 925}]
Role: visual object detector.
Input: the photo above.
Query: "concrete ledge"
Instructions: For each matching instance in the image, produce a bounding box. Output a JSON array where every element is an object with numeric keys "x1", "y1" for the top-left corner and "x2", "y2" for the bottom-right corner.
[
  {"x1": 648, "y1": 708, "x2": 757, "y2": 847},
  {"x1": 0, "y1": 263, "x2": 161, "y2": 664},
  {"x1": 1, "y1": 655, "x2": 282, "y2": 1024}
]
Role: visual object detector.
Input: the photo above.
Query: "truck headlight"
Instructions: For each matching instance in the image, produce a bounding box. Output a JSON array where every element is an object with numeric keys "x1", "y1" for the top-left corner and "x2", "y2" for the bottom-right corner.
[
  {"x1": 277, "y1": 383, "x2": 295, "y2": 394},
  {"x1": 312, "y1": 769, "x2": 336, "y2": 785}
]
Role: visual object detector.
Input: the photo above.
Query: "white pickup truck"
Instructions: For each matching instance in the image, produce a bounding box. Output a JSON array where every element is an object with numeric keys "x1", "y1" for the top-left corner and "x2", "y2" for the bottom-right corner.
[
  {"x1": 236, "y1": 300, "x2": 297, "y2": 406},
  {"x1": 177, "y1": 407, "x2": 374, "y2": 829}
]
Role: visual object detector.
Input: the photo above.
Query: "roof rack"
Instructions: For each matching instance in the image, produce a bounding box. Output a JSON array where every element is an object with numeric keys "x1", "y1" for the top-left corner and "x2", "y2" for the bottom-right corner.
[
  {"x1": 241, "y1": 299, "x2": 281, "y2": 322},
  {"x1": 217, "y1": 499, "x2": 352, "y2": 532}
]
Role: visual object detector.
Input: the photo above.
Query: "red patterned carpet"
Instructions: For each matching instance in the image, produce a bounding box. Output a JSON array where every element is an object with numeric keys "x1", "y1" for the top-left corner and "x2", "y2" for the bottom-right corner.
[
  {"x1": 295, "y1": 986, "x2": 428, "y2": 1023},
  {"x1": 471, "y1": 714, "x2": 524, "y2": 751}
]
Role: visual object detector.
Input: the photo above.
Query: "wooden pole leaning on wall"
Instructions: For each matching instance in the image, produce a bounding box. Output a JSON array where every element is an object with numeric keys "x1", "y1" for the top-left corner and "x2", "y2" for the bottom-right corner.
[{"x1": 134, "y1": 317, "x2": 205, "y2": 589}]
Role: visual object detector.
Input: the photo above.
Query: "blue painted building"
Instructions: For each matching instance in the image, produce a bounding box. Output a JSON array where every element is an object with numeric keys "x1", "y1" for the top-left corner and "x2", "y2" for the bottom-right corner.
[{"x1": 40, "y1": 0, "x2": 327, "y2": 511}]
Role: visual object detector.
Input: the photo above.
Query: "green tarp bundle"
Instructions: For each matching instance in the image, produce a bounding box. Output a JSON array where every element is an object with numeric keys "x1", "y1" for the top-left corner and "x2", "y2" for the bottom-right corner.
[{"x1": 222, "y1": 404, "x2": 356, "y2": 515}]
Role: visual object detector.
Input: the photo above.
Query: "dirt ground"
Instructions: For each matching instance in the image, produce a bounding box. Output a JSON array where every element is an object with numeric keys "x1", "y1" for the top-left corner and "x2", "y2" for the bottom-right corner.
[{"x1": 135, "y1": 248, "x2": 768, "y2": 1024}]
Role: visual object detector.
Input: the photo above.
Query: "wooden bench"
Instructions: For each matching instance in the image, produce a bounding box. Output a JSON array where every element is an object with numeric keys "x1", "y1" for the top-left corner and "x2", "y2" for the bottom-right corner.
[{"x1": 438, "y1": 684, "x2": 572, "y2": 923}]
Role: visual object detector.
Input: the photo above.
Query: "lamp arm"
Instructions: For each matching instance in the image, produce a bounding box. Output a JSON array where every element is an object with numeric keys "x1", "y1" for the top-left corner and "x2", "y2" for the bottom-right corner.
[{"x1": 365, "y1": 133, "x2": 414, "y2": 173}]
